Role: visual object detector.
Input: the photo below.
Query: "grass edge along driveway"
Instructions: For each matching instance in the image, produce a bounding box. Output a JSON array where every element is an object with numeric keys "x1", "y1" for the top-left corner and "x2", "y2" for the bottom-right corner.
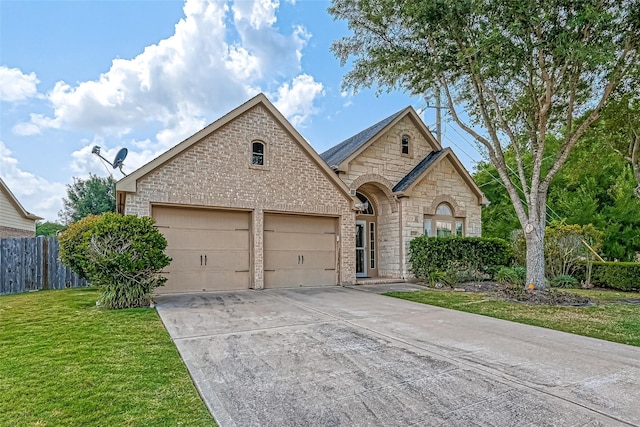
[
  {"x1": 384, "y1": 288, "x2": 640, "y2": 347},
  {"x1": 0, "y1": 288, "x2": 215, "y2": 427}
]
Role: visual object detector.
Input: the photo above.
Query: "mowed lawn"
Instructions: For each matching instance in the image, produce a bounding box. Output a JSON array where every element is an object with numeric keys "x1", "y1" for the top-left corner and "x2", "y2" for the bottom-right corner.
[
  {"x1": 385, "y1": 288, "x2": 640, "y2": 347},
  {"x1": 0, "y1": 288, "x2": 215, "y2": 427}
]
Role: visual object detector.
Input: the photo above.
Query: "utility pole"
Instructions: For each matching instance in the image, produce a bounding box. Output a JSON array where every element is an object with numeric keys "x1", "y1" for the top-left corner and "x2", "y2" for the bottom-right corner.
[{"x1": 424, "y1": 87, "x2": 444, "y2": 144}]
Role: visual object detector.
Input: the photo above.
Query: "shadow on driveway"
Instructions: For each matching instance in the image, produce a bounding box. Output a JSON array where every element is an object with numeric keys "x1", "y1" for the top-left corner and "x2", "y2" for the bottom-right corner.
[{"x1": 156, "y1": 286, "x2": 640, "y2": 427}]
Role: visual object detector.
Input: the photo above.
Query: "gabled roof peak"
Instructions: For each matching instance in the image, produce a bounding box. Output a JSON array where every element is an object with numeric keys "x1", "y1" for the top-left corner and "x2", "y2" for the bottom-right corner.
[{"x1": 320, "y1": 106, "x2": 441, "y2": 170}]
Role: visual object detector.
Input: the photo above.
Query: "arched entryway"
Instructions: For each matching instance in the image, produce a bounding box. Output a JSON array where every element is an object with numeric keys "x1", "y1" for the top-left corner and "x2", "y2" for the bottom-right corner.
[{"x1": 355, "y1": 191, "x2": 376, "y2": 278}]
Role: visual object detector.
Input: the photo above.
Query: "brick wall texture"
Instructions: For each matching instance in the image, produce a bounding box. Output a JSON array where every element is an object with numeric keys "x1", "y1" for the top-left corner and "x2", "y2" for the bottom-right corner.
[
  {"x1": 124, "y1": 105, "x2": 355, "y2": 287},
  {"x1": 0, "y1": 226, "x2": 35, "y2": 238},
  {"x1": 123, "y1": 102, "x2": 481, "y2": 286}
]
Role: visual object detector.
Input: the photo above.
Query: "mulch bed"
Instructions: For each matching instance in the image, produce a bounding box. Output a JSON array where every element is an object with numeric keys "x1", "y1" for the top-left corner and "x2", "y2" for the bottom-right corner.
[{"x1": 432, "y1": 281, "x2": 594, "y2": 306}]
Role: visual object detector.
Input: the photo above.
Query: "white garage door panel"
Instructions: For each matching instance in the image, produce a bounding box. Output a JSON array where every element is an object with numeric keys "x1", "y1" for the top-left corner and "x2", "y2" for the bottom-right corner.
[
  {"x1": 264, "y1": 214, "x2": 337, "y2": 288},
  {"x1": 153, "y1": 206, "x2": 251, "y2": 293}
]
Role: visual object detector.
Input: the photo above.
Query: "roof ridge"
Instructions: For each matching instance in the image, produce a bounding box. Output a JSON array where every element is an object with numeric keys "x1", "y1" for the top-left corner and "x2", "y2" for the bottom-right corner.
[
  {"x1": 320, "y1": 108, "x2": 407, "y2": 168},
  {"x1": 392, "y1": 149, "x2": 446, "y2": 192}
]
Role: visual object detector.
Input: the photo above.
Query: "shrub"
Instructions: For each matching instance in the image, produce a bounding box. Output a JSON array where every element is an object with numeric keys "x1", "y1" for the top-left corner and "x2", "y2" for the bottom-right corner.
[
  {"x1": 495, "y1": 267, "x2": 527, "y2": 287},
  {"x1": 588, "y1": 261, "x2": 640, "y2": 291},
  {"x1": 550, "y1": 274, "x2": 579, "y2": 289},
  {"x1": 58, "y1": 215, "x2": 101, "y2": 280},
  {"x1": 409, "y1": 236, "x2": 511, "y2": 281},
  {"x1": 84, "y1": 213, "x2": 171, "y2": 309},
  {"x1": 512, "y1": 222, "x2": 603, "y2": 280}
]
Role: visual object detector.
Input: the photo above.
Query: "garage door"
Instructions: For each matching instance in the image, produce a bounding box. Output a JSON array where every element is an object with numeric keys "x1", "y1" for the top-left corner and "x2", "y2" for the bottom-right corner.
[
  {"x1": 153, "y1": 206, "x2": 251, "y2": 293},
  {"x1": 264, "y1": 214, "x2": 337, "y2": 288}
]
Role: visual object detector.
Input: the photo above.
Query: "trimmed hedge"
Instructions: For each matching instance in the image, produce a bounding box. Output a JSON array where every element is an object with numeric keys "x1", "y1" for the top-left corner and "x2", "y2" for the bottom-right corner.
[
  {"x1": 588, "y1": 261, "x2": 640, "y2": 291},
  {"x1": 409, "y1": 236, "x2": 511, "y2": 280}
]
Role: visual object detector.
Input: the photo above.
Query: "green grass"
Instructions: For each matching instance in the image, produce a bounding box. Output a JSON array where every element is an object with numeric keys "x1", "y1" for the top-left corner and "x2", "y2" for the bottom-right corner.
[
  {"x1": 384, "y1": 288, "x2": 640, "y2": 347},
  {"x1": 0, "y1": 288, "x2": 215, "y2": 427}
]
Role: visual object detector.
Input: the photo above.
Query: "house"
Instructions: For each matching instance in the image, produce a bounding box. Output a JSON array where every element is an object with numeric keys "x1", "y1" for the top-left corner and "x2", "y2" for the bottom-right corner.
[
  {"x1": 0, "y1": 178, "x2": 42, "y2": 238},
  {"x1": 116, "y1": 94, "x2": 485, "y2": 293}
]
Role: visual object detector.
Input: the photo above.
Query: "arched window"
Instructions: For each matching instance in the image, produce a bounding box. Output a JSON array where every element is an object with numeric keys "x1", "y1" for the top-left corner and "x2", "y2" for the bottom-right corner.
[
  {"x1": 252, "y1": 141, "x2": 265, "y2": 165},
  {"x1": 424, "y1": 203, "x2": 464, "y2": 237},
  {"x1": 401, "y1": 135, "x2": 410, "y2": 155},
  {"x1": 356, "y1": 192, "x2": 374, "y2": 215}
]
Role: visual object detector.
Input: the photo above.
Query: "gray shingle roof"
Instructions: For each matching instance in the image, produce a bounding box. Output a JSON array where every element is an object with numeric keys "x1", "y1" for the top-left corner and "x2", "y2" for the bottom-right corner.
[
  {"x1": 320, "y1": 109, "x2": 406, "y2": 168},
  {"x1": 392, "y1": 150, "x2": 446, "y2": 192}
]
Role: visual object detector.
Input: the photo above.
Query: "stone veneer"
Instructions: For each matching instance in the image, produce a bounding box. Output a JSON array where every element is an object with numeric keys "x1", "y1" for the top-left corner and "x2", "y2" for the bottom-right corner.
[
  {"x1": 123, "y1": 105, "x2": 355, "y2": 288},
  {"x1": 334, "y1": 115, "x2": 482, "y2": 279}
]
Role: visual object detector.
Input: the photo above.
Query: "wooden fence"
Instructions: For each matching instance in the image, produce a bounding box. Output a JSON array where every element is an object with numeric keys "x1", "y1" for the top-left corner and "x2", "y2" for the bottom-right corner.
[{"x1": 0, "y1": 236, "x2": 88, "y2": 295}]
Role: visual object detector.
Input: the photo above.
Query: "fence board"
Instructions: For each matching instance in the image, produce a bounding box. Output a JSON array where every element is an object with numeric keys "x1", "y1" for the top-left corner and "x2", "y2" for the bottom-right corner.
[{"x1": 0, "y1": 237, "x2": 87, "y2": 295}]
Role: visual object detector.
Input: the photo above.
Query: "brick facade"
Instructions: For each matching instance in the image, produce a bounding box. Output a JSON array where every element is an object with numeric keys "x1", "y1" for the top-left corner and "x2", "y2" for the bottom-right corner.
[
  {"x1": 118, "y1": 95, "x2": 483, "y2": 287},
  {"x1": 122, "y1": 102, "x2": 355, "y2": 287}
]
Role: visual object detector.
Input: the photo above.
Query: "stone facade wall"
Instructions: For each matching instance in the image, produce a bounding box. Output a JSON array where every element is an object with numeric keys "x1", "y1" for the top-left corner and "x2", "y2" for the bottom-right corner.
[
  {"x1": 339, "y1": 116, "x2": 436, "y2": 188},
  {"x1": 124, "y1": 105, "x2": 355, "y2": 287},
  {"x1": 400, "y1": 157, "x2": 482, "y2": 277},
  {"x1": 335, "y1": 116, "x2": 481, "y2": 280},
  {"x1": 0, "y1": 226, "x2": 35, "y2": 238}
]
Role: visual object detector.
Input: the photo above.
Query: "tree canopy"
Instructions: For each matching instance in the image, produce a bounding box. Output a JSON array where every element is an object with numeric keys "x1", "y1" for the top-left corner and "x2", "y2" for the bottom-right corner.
[
  {"x1": 59, "y1": 174, "x2": 116, "y2": 225},
  {"x1": 330, "y1": 0, "x2": 640, "y2": 287}
]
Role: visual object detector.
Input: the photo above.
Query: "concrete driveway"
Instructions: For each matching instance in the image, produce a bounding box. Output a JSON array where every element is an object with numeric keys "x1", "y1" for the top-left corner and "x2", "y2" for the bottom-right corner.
[{"x1": 156, "y1": 286, "x2": 640, "y2": 427}]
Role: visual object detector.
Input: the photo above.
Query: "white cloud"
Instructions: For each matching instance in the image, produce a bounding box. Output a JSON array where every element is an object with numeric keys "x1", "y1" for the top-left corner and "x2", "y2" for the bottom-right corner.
[
  {"x1": 0, "y1": 141, "x2": 66, "y2": 221},
  {"x1": 273, "y1": 74, "x2": 324, "y2": 127},
  {"x1": 23, "y1": 0, "x2": 321, "y2": 142},
  {"x1": 0, "y1": 66, "x2": 40, "y2": 102}
]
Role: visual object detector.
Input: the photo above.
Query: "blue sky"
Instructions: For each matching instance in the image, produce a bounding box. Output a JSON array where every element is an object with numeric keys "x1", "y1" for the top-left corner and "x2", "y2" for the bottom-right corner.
[{"x1": 1, "y1": 0, "x2": 481, "y2": 222}]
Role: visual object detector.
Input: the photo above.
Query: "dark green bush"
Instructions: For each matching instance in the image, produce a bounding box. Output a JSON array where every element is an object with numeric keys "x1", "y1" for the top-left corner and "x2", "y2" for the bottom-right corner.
[
  {"x1": 58, "y1": 215, "x2": 101, "y2": 280},
  {"x1": 59, "y1": 213, "x2": 172, "y2": 308},
  {"x1": 409, "y1": 236, "x2": 511, "y2": 281},
  {"x1": 550, "y1": 274, "x2": 579, "y2": 289},
  {"x1": 85, "y1": 213, "x2": 172, "y2": 309},
  {"x1": 495, "y1": 266, "x2": 527, "y2": 287},
  {"x1": 588, "y1": 261, "x2": 640, "y2": 291}
]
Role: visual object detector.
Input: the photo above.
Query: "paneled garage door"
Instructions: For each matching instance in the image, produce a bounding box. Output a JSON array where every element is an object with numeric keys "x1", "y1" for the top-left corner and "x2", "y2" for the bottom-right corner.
[
  {"x1": 264, "y1": 214, "x2": 337, "y2": 288},
  {"x1": 153, "y1": 206, "x2": 251, "y2": 293}
]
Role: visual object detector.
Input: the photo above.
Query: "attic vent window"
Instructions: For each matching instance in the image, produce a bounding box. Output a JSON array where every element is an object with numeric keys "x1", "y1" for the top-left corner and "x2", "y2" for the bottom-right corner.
[
  {"x1": 401, "y1": 135, "x2": 410, "y2": 155},
  {"x1": 252, "y1": 141, "x2": 264, "y2": 165}
]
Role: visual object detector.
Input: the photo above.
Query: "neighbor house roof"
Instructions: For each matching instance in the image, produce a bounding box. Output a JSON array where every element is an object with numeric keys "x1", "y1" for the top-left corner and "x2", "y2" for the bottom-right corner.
[
  {"x1": 116, "y1": 93, "x2": 355, "y2": 202},
  {"x1": 320, "y1": 106, "x2": 442, "y2": 171},
  {"x1": 0, "y1": 178, "x2": 42, "y2": 221},
  {"x1": 392, "y1": 148, "x2": 488, "y2": 204}
]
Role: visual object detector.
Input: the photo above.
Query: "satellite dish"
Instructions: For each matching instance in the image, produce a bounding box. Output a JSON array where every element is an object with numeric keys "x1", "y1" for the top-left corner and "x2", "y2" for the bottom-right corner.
[
  {"x1": 90, "y1": 145, "x2": 129, "y2": 176},
  {"x1": 113, "y1": 148, "x2": 128, "y2": 169}
]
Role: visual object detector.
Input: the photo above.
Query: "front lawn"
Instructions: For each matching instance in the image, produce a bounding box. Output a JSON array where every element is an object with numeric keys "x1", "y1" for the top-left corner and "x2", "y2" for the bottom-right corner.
[
  {"x1": 0, "y1": 288, "x2": 215, "y2": 426},
  {"x1": 385, "y1": 288, "x2": 640, "y2": 347}
]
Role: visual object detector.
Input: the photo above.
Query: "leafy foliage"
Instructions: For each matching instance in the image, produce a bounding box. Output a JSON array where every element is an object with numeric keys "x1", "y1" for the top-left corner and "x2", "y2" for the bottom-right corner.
[
  {"x1": 58, "y1": 213, "x2": 171, "y2": 308},
  {"x1": 409, "y1": 236, "x2": 511, "y2": 281},
  {"x1": 495, "y1": 267, "x2": 527, "y2": 288},
  {"x1": 513, "y1": 222, "x2": 603, "y2": 279},
  {"x1": 550, "y1": 274, "x2": 579, "y2": 289},
  {"x1": 589, "y1": 262, "x2": 640, "y2": 291},
  {"x1": 58, "y1": 215, "x2": 101, "y2": 280},
  {"x1": 477, "y1": 143, "x2": 640, "y2": 261},
  {"x1": 330, "y1": 0, "x2": 640, "y2": 288},
  {"x1": 36, "y1": 221, "x2": 65, "y2": 237},
  {"x1": 84, "y1": 213, "x2": 171, "y2": 309},
  {"x1": 59, "y1": 173, "x2": 116, "y2": 225}
]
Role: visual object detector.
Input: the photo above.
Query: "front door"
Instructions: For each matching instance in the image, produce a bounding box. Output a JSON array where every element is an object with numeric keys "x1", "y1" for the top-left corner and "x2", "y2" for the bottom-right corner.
[{"x1": 356, "y1": 220, "x2": 367, "y2": 277}]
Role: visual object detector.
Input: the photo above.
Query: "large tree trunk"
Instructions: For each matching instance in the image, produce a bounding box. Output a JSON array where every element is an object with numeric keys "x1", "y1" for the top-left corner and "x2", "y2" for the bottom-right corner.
[{"x1": 524, "y1": 220, "x2": 546, "y2": 290}]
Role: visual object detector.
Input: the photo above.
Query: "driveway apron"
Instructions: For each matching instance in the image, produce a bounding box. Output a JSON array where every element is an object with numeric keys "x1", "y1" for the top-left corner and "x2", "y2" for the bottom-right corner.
[{"x1": 155, "y1": 286, "x2": 640, "y2": 427}]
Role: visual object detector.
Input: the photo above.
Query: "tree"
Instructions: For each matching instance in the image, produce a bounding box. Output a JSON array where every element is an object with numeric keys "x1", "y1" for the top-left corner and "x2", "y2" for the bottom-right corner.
[
  {"x1": 59, "y1": 174, "x2": 116, "y2": 225},
  {"x1": 36, "y1": 221, "x2": 65, "y2": 236},
  {"x1": 330, "y1": 0, "x2": 640, "y2": 288}
]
